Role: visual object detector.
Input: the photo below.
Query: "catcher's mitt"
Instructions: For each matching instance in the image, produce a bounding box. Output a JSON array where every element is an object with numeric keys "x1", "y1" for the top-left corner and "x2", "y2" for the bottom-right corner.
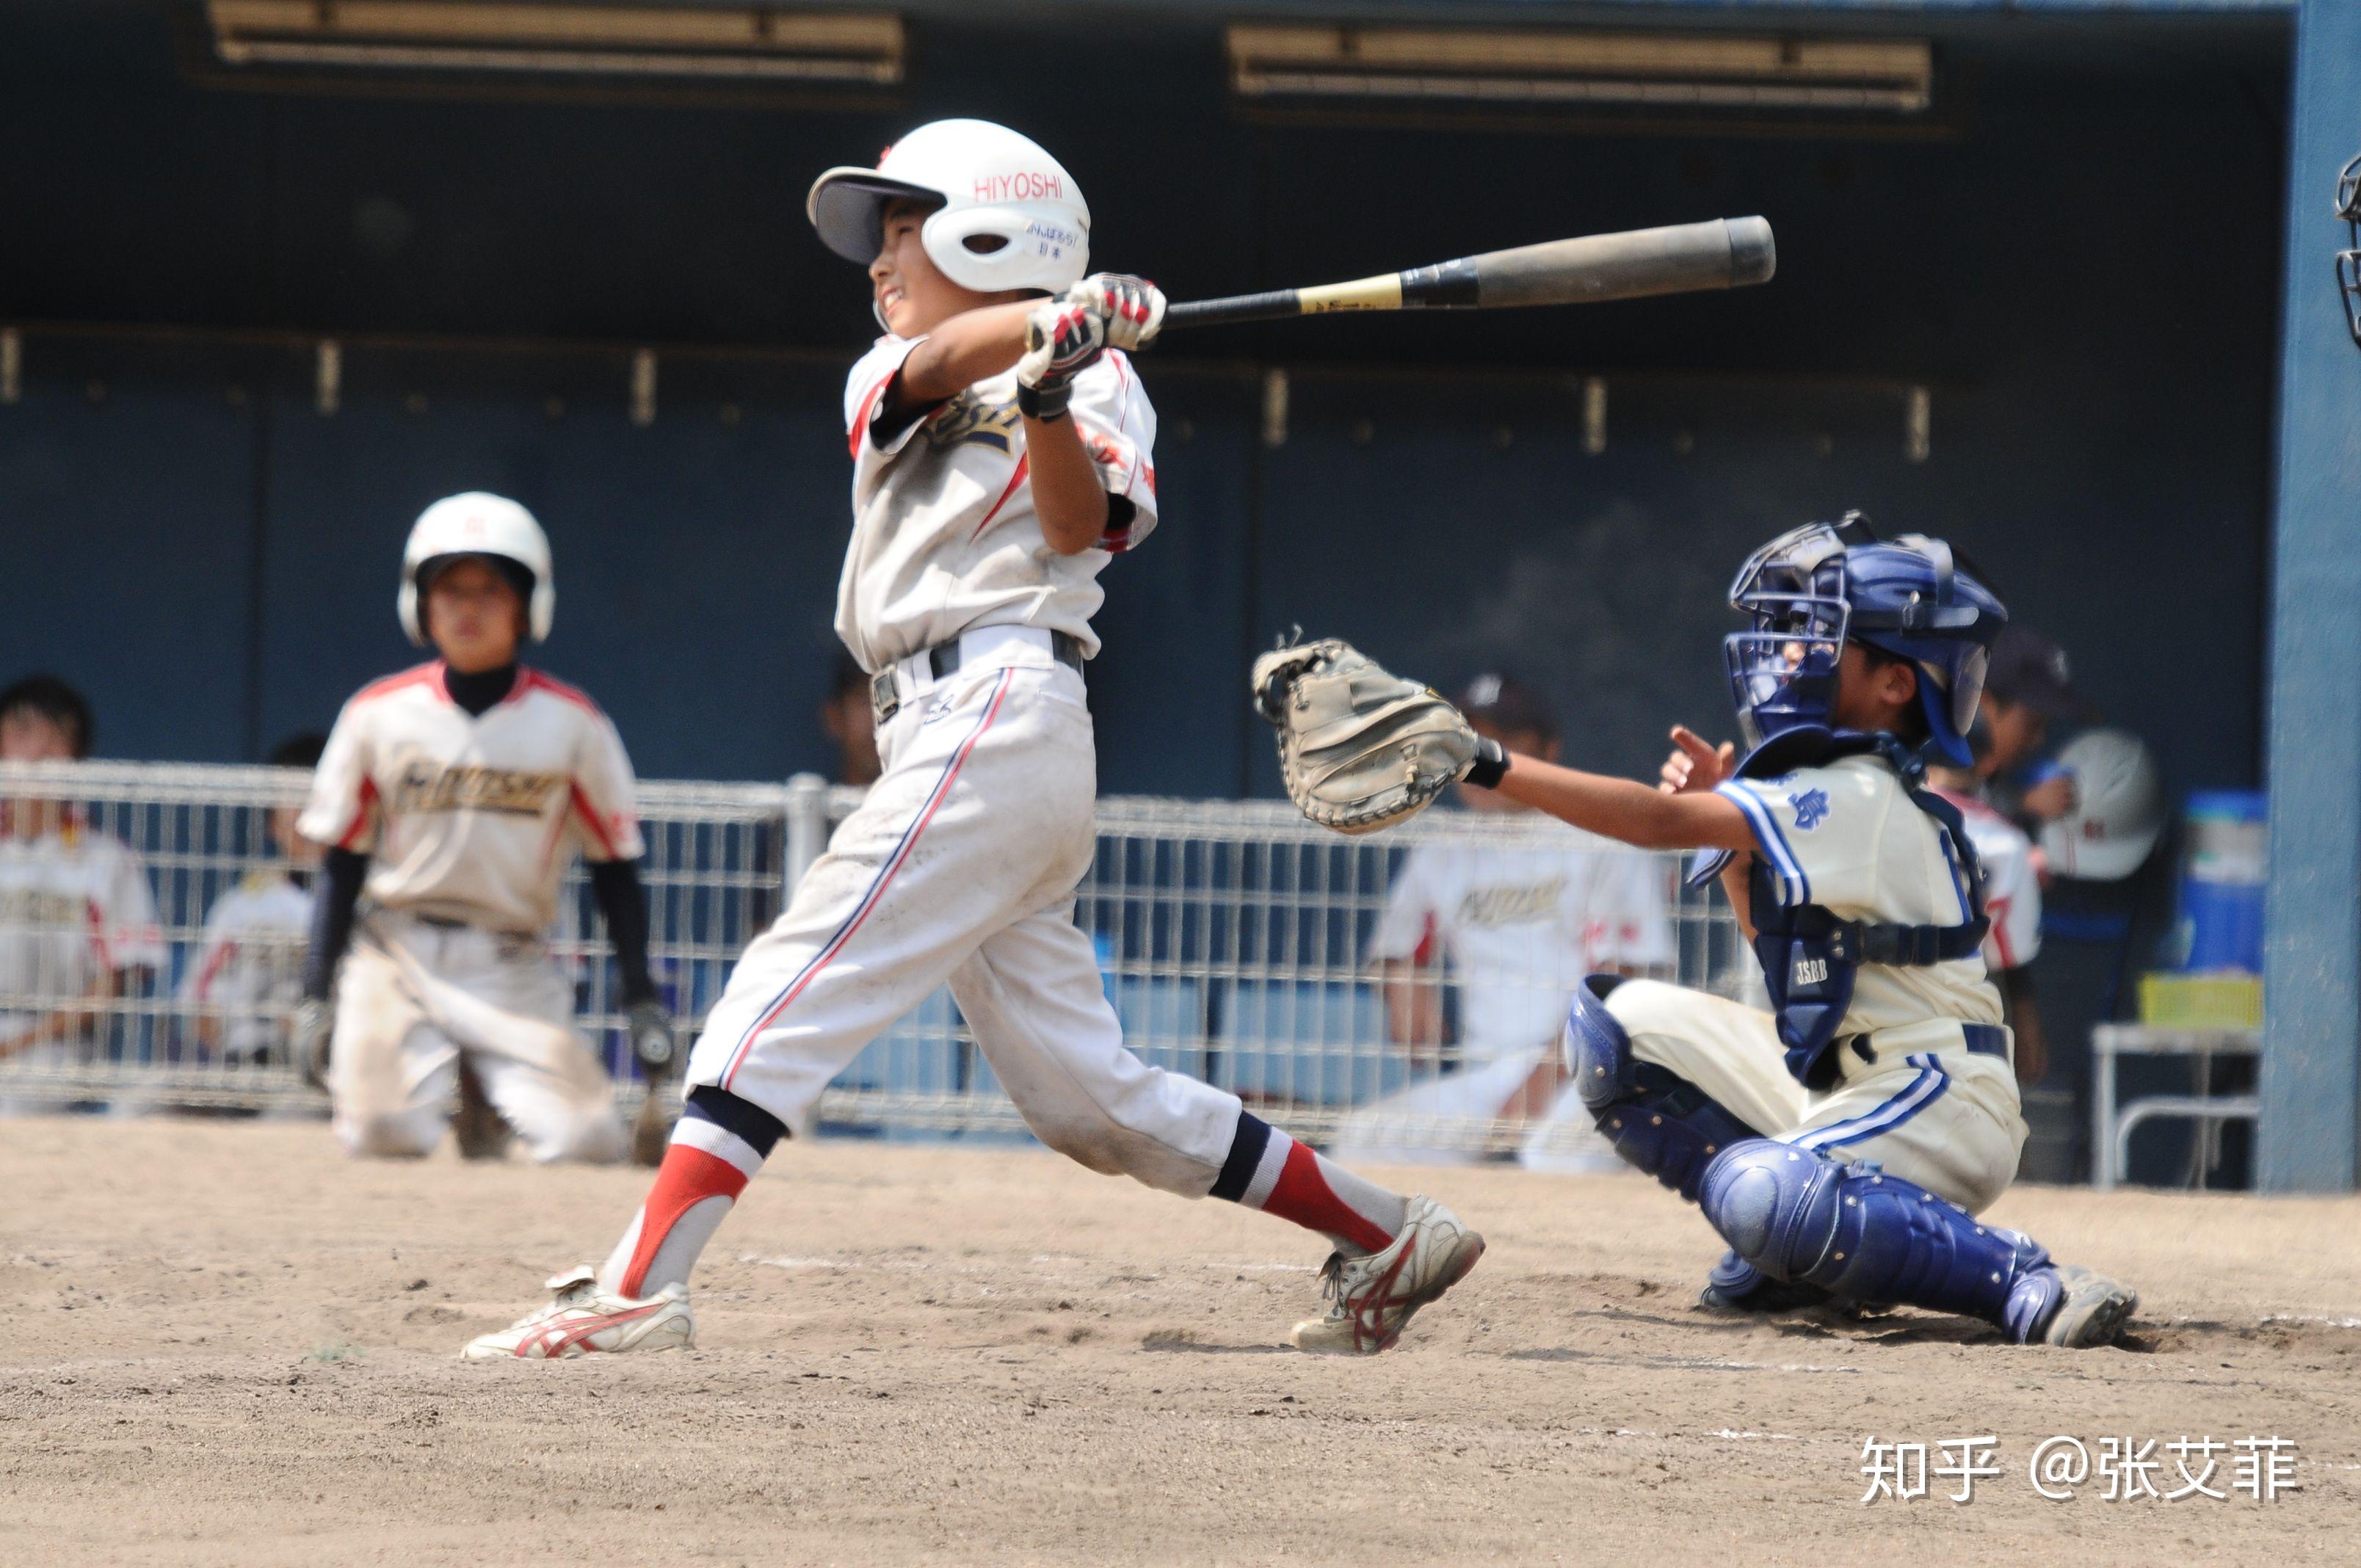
[{"x1": 1252, "y1": 637, "x2": 1499, "y2": 835}]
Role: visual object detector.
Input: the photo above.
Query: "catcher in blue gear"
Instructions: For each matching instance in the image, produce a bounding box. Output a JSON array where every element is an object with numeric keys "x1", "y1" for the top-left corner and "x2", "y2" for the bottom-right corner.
[{"x1": 1261, "y1": 513, "x2": 2137, "y2": 1346}]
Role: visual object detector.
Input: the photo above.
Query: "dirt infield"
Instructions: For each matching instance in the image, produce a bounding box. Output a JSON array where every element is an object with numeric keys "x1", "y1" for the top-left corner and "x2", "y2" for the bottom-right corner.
[{"x1": 3, "y1": 1117, "x2": 2357, "y2": 1565}]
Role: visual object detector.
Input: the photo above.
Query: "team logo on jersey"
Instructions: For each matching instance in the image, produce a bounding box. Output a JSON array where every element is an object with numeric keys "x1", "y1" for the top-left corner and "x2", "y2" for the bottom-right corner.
[
  {"x1": 1457, "y1": 876, "x2": 1567, "y2": 929},
  {"x1": 1788, "y1": 788, "x2": 1832, "y2": 832},
  {"x1": 391, "y1": 762, "x2": 563, "y2": 819},
  {"x1": 926, "y1": 390, "x2": 1021, "y2": 454}
]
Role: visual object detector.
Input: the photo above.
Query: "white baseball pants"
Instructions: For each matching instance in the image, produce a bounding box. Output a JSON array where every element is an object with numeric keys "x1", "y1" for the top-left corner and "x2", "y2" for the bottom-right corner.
[
  {"x1": 683, "y1": 651, "x2": 1244, "y2": 1194},
  {"x1": 329, "y1": 912, "x2": 626, "y2": 1163},
  {"x1": 1601, "y1": 979, "x2": 2028, "y2": 1213}
]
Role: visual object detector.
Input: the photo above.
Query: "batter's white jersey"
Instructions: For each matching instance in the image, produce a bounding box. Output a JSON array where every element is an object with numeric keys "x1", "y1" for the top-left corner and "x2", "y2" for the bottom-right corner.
[
  {"x1": 835, "y1": 334, "x2": 1158, "y2": 670},
  {"x1": 1932, "y1": 787, "x2": 2042, "y2": 974},
  {"x1": 1714, "y1": 755, "x2": 2005, "y2": 1039},
  {"x1": 0, "y1": 818, "x2": 164, "y2": 1036},
  {"x1": 297, "y1": 664, "x2": 645, "y2": 934},
  {"x1": 1368, "y1": 838, "x2": 1675, "y2": 1063},
  {"x1": 181, "y1": 871, "x2": 311, "y2": 1060}
]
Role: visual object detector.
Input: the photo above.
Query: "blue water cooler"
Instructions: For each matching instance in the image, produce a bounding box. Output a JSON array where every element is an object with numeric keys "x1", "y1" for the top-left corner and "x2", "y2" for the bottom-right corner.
[{"x1": 2174, "y1": 791, "x2": 2267, "y2": 973}]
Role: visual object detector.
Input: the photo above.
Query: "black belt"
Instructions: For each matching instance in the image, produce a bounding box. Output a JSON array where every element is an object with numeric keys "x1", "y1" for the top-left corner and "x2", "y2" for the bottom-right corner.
[
  {"x1": 1846, "y1": 1023, "x2": 2011, "y2": 1067},
  {"x1": 871, "y1": 631, "x2": 1083, "y2": 723}
]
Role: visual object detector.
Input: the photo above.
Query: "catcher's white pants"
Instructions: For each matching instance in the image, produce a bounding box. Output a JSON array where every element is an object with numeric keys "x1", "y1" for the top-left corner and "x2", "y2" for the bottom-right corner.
[
  {"x1": 1602, "y1": 979, "x2": 2026, "y2": 1212},
  {"x1": 684, "y1": 652, "x2": 1244, "y2": 1194},
  {"x1": 1327, "y1": 1046, "x2": 1625, "y2": 1174},
  {"x1": 330, "y1": 912, "x2": 625, "y2": 1164}
]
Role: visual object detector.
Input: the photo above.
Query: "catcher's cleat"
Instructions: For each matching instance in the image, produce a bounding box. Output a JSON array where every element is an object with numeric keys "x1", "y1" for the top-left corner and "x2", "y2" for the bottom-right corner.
[
  {"x1": 460, "y1": 1266, "x2": 694, "y2": 1361},
  {"x1": 451, "y1": 1057, "x2": 512, "y2": 1161},
  {"x1": 1696, "y1": 1249, "x2": 1838, "y2": 1316},
  {"x1": 1291, "y1": 1194, "x2": 1484, "y2": 1355},
  {"x1": 2011, "y1": 1263, "x2": 2139, "y2": 1349}
]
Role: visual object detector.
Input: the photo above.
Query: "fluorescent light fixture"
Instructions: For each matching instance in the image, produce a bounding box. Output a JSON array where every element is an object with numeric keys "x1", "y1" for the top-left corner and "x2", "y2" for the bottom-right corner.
[
  {"x1": 206, "y1": 2, "x2": 904, "y2": 84},
  {"x1": 1229, "y1": 26, "x2": 1932, "y2": 116}
]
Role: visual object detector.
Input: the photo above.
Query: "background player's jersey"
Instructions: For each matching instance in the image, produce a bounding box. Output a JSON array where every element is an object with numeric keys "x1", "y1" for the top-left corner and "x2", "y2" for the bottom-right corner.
[
  {"x1": 835, "y1": 334, "x2": 1158, "y2": 671},
  {"x1": 1716, "y1": 756, "x2": 2004, "y2": 1037},
  {"x1": 181, "y1": 870, "x2": 311, "y2": 1060},
  {"x1": 0, "y1": 818, "x2": 164, "y2": 1034},
  {"x1": 1368, "y1": 839, "x2": 1675, "y2": 1062},
  {"x1": 1931, "y1": 788, "x2": 2042, "y2": 974},
  {"x1": 297, "y1": 664, "x2": 645, "y2": 934}
]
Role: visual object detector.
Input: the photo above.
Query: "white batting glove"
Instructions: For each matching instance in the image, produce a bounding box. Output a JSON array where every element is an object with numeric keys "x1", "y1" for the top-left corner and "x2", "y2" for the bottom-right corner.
[
  {"x1": 1072, "y1": 273, "x2": 1166, "y2": 352},
  {"x1": 1015, "y1": 294, "x2": 1106, "y2": 421}
]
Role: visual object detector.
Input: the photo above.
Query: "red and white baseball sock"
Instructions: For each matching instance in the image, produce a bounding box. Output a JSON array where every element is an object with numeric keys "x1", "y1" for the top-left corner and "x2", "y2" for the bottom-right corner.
[
  {"x1": 1210, "y1": 1110, "x2": 1406, "y2": 1255},
  {"x1": 598, "y1": 1086, "x2": 786, "y2": 1299}
]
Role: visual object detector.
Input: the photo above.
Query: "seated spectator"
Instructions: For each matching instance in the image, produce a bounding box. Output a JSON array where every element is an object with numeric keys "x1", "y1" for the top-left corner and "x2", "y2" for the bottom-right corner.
[
  {"x1": 180, "y1": 734, "x2": 327, "y2": 1064},
  {"x1": 1331, "y1": 673, "x2": 1675, "y2": 1172},
  {"x1": 822, "y1": 650, "x2": 880, "y2": 786},
  {"x1": 0, "y1": 676, "x2": 164, "y2": 1091}
]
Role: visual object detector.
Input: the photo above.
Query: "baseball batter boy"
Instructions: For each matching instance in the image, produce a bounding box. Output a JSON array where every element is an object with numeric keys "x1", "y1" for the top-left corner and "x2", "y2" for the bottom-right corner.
[
  {"x1": 295, "y1": 494, "x2": 672, "y2": 1164},
  {"x1": 1261, "y1": 515, "x2": 2136, "y2": 1346},
  {"x1": 465, "y1": 119, "x2": 1482, "y2": 1362}
]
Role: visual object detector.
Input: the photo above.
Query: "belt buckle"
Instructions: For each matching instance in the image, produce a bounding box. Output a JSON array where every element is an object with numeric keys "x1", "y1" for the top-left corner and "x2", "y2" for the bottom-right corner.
[{"x1": 871, "y1": 668, "x2": 900, "y2": 724}]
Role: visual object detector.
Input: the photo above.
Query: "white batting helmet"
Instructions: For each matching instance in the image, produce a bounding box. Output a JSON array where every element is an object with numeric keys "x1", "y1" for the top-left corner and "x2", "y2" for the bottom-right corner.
[
  {"x1": 806, "y1": 119, "x2": 1089, "y2": 294},
  {"x1": 398, "y1": 492, "x2": 555, "y2": 647},
  {"x1": 2039, "y1": 727, "x2": 2166, "y2": 882}
]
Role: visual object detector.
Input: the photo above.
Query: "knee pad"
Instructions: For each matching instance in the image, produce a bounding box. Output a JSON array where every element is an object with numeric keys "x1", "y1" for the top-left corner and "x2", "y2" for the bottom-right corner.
[
  {"x1": 1699, "y1": 1140, "x2": 2051, "y2": 1328},
  {"x1": 1564, "y1": 975, "x2": 1761, "y2": 1202}
]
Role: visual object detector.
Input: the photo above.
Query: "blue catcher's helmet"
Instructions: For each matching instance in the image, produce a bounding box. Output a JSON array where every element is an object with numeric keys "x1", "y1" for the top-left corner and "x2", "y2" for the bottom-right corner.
[{"x1": 1724, "y1": 512, "x2": 2006, "y2": 765}]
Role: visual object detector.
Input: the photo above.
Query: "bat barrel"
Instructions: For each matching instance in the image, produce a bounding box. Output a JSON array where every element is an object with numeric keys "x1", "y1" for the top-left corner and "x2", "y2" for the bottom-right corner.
[
  {"x1": 1457, "y1": 217, "x2": 1776, "y2": 310},
  {"x1": 1158, "y1": 215, "x2": 1777, "y2": 331}
]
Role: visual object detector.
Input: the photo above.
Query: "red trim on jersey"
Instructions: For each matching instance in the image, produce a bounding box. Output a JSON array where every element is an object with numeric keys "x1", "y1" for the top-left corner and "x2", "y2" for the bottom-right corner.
[
  {"x1": 336, "y1": 776, "x2": 380, "y2": 852},
  {"x1": 570, "y1": 781, "x2": 621, "y2": 860},
  {"x1": 84, "y1": 900, "x2": 112, "y2": 970},
  {"x1": 519, "y1": 667, "x2": 603, "y2": 716},
  {"x1": 1987, "y1": 895, "x2": 2019, "y2": 970},
  {"x1": 968, "y1": 454, "x2": 1031, "y2": 542},
  {"x1": 350, "y1": 661, "x2": 450, "y2": 708},
  {"x1": 191, "y1": 936, "x2": 239, "y2": 1001},
  {"x1": 1412, "y1": 912, "x2": 1439, "y2": 969},
  {"x1": 848, "y1": 368, "x2": 899, "y2": 458}
]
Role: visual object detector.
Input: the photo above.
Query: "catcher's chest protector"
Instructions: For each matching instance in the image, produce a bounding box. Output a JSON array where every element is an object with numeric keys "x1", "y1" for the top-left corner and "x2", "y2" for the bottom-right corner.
[{"x1": 1724, "y1": 729, "x2": 1990, "y2": 1089}]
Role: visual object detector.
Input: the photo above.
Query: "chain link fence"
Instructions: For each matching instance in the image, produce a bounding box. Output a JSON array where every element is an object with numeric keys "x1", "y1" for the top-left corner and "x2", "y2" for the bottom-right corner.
[{"x1": 0, "y1": 761, "x2": 1747, "y2": 1158}]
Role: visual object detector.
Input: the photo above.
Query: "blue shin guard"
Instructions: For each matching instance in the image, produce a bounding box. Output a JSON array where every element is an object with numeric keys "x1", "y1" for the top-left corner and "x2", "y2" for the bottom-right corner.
[
  {"x1": 1698, "y1": 1139, "x2": 2062, "y2": 1337},
  {"x1": 1565, "y1": 976, "x2": 1763, "y2": 1202}
]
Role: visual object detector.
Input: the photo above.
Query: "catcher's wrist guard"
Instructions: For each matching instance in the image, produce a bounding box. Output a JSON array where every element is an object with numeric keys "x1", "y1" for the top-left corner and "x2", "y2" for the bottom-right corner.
[
  {"x1": 1017, "y1": 380, "x2": 1072, "y2": 421},
  {"x1": 1463, "y1": 738, "x2": 1509, "y2": 790}
]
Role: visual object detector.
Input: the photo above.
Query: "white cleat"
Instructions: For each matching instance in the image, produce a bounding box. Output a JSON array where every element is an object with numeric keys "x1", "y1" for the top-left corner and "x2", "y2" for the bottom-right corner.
[
  {"x1": 460, "y1": 1265, "x2": 694, "y2": 1361},
  {"x1": 1290, "y1": 1194, "x2": 1484, "y2": 1356}
]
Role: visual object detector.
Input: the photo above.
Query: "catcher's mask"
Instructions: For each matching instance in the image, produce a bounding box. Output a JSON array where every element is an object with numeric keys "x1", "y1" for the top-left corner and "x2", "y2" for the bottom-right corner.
[
  {"x1": 2338, "y1": 153, "x2": 2361, "y2": 349},
  {"x1": 1724, "y1": 512, "x2": 2006, "y2": 766}
]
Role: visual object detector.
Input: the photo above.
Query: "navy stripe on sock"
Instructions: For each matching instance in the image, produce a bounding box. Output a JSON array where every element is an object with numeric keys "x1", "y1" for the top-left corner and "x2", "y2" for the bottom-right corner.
[
  {"x1": 1209, "y1": 1109, "x2": 1274, "y2": 1203},
  {"x1": 685, "y1": 1084, "x2": 787, "y2": 1158}
]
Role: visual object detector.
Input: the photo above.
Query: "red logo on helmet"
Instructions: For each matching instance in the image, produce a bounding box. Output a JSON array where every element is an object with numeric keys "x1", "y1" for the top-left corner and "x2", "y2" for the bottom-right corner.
[{"x1": 973, "y1": 171, "x2": 1062, "y2": 203}]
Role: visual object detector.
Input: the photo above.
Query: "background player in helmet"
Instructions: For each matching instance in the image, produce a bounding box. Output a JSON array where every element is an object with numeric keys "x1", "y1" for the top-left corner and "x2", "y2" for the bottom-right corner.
[
  {"x1": 294, "y1": 493, "x2": 672, "y2": 1164},
  {"x1": 1360, "y1": 515, "x2": 2136, "y2": 1346},
  {"x1": 464, "y1": 120, "x2": 1481, "y2": 1362}
]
